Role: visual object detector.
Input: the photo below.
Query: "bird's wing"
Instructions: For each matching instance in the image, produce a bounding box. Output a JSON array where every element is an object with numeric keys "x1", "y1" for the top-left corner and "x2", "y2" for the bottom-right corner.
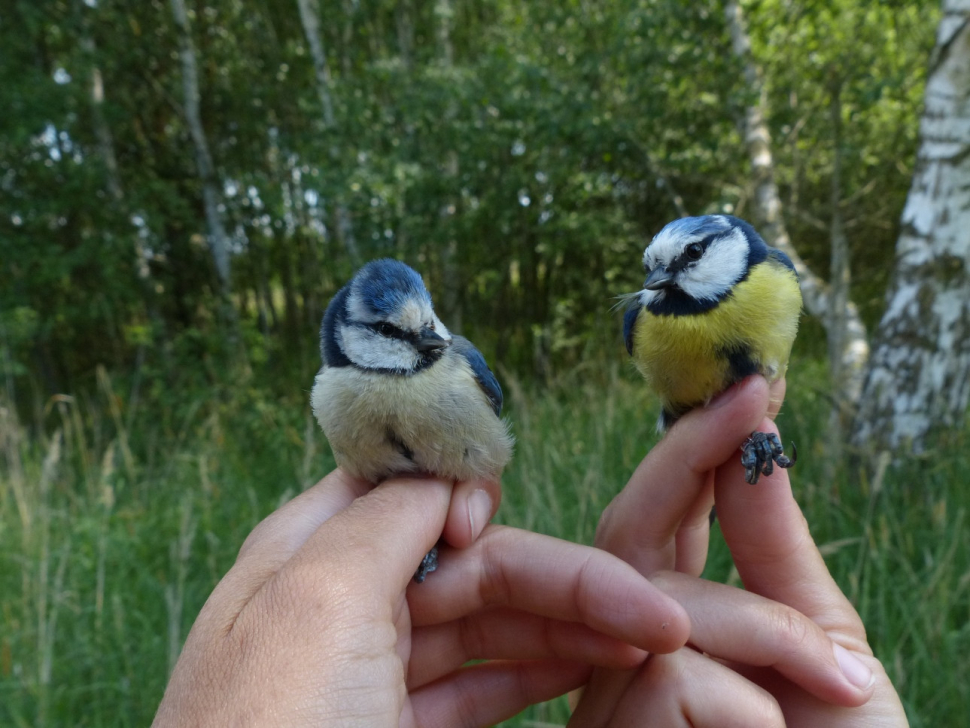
[
  {"x1": 623, "y1": 303, "x2": 641, "y2": 356},
  {"x1": 452, "y1": 336, "x2": 503, "y2": 416},
  {"x1": 766, "y1": 247, "x2": 798, "y2": 278},
  {"x1": 320, "y1": 285, "x2": 352, "y2": 367}
]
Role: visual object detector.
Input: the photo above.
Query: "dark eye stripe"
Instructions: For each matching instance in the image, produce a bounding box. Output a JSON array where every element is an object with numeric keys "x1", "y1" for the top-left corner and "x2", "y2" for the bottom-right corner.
[
  {"x1": 370, "y1": 322, "x2": 408, "y2": 339},
  {"x1": 665, "y1": 240, "x2": 711, "y2": 273}
]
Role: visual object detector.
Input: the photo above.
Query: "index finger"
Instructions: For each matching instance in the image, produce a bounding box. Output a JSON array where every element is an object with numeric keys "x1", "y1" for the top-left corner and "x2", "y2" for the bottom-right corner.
[
  {"x1": 408, "y1": 524, "x2": 691, "y2": 655},
  {"x1": 596, "y1": 376, "x2": 772, "y2": 575},
  {"x1": 714, "y1": 419, "x2": 868, "y2": 640}
]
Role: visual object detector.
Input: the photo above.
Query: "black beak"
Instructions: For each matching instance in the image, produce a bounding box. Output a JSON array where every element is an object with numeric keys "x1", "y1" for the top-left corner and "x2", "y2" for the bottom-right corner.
[
  {"x1": 644, "y1": 266, "x2": 675, "y2": 291},
  {"x1": 414, "y1": 328, "x2": 450, "y2": 352}
]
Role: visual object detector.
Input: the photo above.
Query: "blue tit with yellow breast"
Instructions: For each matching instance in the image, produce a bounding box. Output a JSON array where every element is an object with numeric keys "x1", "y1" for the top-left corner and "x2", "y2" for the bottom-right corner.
[
  {"x1": 311, "y1": 259, "x2": 513, "y2": 580},
  {"x1": 622, "y1": 215, "x2": 802, "y2": 484}
]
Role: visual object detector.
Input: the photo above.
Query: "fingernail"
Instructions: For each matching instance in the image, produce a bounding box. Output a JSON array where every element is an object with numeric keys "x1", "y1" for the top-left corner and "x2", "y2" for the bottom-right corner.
[
  {"x1": 834, "y1": 643, "x2": 874, "y2": 690},
  {"x1": 468, "y1": 489, "x2": 493, "y2": 542}
]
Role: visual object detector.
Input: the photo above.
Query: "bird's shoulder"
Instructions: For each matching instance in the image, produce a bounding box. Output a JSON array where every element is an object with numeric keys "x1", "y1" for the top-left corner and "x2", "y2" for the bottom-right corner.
[
  {"x1": 451, "y1": 336, "x2": 503, "y2": 416},
  {"x1": 623, "y1": 303, "x2": 641, "y2": 356},
  {"x1": 320, "y1": 285, "x2": 352, "y2": 367},
  {"x1": 765, "y1": 246, "x2": 797, "y2": 277}
]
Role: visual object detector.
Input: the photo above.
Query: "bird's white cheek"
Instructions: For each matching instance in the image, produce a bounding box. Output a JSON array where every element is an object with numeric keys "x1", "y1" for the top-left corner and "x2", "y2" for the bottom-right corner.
[
  {"x1": 340, "y1": 327, "x2": 417, "y2": 370},
  {"x1": 679, "y1": 230, "x2": 748, "y2": 301},
  {"x1": 431, "y1": 313, "x2": 451, "y2": 341},
  {"x1": 679, "y1": 272, "x2": 733, "y2": 302}
]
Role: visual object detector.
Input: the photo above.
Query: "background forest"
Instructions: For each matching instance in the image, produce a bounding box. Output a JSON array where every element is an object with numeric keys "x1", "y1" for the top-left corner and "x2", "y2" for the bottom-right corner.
[{"x1": 2, "y1": 0, "x2": 968, "y2": 725}]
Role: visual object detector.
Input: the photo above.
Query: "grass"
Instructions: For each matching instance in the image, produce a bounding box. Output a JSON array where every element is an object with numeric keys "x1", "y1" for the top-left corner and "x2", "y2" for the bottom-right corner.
[{"x1": 1, "y1": 358, "x2": 968, "y2": 726}]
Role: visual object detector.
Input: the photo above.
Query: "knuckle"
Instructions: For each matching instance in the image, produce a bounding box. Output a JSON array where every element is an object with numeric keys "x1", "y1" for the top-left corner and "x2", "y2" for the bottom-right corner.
[
  {"x1": 268, "y1": 558, "x2": 359, "y2": 627},
  {"x1": 639, "y1": 651, "x2": 688, "y2": 692},
  {"x1": 649, "y1": 569, "x2": 678, "y2": 594},
  {"x1": 764, "y1": 602, "x2": 813, "y2": 657},
  {"x1": 594, "y1": 499, "x2": 660, "y2": 562},
  {"x1": 236, "y1": 516, "x2": 279, "y2": 562},
  {"x1": 749, "y1": 692, "x2": 786, "y2": 728},
  {"x1": 457, "y1": 613, "x2": 490, "y2": 659},
  {"x1": 594, "y1": 499, "x2": 619, "y2": 546},
  {"x1": 476, "y1": 527, "x2": 514, "y2": 606},
  {"x1": 452, "y1": 674, "x2": 482, "y2": 728}
]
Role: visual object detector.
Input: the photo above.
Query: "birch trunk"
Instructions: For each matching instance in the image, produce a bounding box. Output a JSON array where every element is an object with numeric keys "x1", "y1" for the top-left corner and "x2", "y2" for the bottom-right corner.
[
  {"x1": 169, "y1": 0, "x2": 232, "y2": 295},
  {"x1": 78, "y1": 1, "x2": 163, "y2": 347},
  {"x1": 80, "y1": 37, "x2": 122, "y2": 202},
  {"x1": 436, "y1": 0, "x2": 462, "y2": 331},
  {"x1": 725, "y1": 0, "x2": 869, "y2": 409},
  {"x1": 295, "y1": 0, "x2": 361, "y2": 266},
  {"x1": 853, "y1": 1, "x2": 970, "y2": 452},
  {"x1": 396, "y1": 0, "x2": 414, "y2": 70}
]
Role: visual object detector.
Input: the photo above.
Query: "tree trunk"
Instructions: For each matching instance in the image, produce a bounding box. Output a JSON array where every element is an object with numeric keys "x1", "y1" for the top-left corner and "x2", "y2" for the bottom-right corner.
[
  {"x1": 436, "y1": 0, "x2": 463, "y2": 332},
  {"x1": 396, "y1": 0, "x2": 414, "y2": 70},
  {"x1": 825, "y1": 78, "x2": 851, "y2": 473},
  {"x1": 853, "y1": 1, "x2": 970, "y2": 453},
  {"x1": 78, "y1": 0, "x2": 164, "y2": 358},
  {"x1": 169, "y1": 0, "x2": 233, "y2": 297},
  {"x1": 725, "y1": 0, "x2": 869, "y2": 409},
  {"x1": 80, "y1": 37, "x2": 122, "y2": 202},
  {"x1": 295, "y1": 0, "x2": 361, "y2": 266}
]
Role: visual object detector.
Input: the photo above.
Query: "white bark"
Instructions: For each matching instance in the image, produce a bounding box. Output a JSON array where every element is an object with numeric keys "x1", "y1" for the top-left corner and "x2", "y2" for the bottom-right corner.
[
  {"x1": 80, "y1": 34, "x2": 123, "y2": 202},
  {"x1": 296, "y1": 0, "x2": 336, "y2": 126},
  {"x1": 78, "y1": 0, "x2": 164, "y2": 342},
  {"x1": 854, "y1": 1, "x2": 970, "y2": 451},
  {"x1": 436, "y1": 0, "x2": 462, "y2": 331},
  {"x1": 296, "y1": 0, "x2": 360, "y2": 265},
  {"x1": 170, "y1": 0, "x2": 232, "y2": 293},
  {"x1": 725, "y1": 0, "x2": 870, "y2": 407},
  {"x1": 824, "y1": 82, "x2": 853, "y2": 471},
  {"x1": 396, "y1": 0, "x2": 414, "y2": 70}
]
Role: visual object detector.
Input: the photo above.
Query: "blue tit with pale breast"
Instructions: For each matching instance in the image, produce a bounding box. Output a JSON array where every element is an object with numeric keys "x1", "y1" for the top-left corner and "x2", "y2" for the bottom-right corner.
[
  {"x1": 622, "y1": 215, "x2": 802, "y2": 484},
  {"x1": 311, "y1": 258, "x2": 513, "y2": 579}
]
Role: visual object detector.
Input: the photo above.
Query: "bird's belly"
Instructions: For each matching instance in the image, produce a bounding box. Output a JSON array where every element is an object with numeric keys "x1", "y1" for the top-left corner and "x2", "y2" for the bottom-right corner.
[
  {"x1": 633, "y1": 315, "x2": 740, "y2": 412},
  {"x1": 311, "y1": 362, "x2": 512, "y2": 483},
  {"x1": 633, "y1": 291, "x2": 797, "y2": 418}
]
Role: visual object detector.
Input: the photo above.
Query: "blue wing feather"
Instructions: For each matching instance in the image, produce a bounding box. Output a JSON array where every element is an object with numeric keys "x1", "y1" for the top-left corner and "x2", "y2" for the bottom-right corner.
[
  {"x1": 452, "y1": 336, "x2": 503, "y2": 416},
  {"x1": 623, "y1": 304, "x2": 641, "y2": 356},
  {"x1": 320, "y1": 285, "x2": 352, "y2": 367}
]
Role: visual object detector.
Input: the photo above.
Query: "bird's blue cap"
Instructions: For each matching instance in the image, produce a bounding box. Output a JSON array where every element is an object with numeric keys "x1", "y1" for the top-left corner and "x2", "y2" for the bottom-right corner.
[
  {"x1": 658, "y1": 215, "x2": 733, "y2": 241},
  {"x1": 656, "y1": 215, "x2": 771, "y2": 268},
  {"x1": 353, "y1": 258, "x2": 432, "y2": 315}
]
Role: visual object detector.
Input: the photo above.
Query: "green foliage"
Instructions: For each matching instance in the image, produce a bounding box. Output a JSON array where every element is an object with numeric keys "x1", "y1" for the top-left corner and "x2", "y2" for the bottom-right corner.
[
  {"x1": 1, "y1": 357, "x2": 968, "y2": 726},
  {"x1": 747, "y1": 0, "x2": 939, "y2": 325},
  {"x1": 0, "y1": 2, "x2": 957, "y2": 722},
  {"x1": 0, "y1": 0, "x2": 938, "y2": 405}
]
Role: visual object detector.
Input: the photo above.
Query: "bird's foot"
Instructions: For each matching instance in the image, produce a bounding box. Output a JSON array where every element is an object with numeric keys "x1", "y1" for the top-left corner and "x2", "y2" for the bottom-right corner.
[
  {"x1": 413, "y1": 546, "x2": 439, "y2": 583},
  {"x1": 741, "y1": 432, "x2": 797, "y2": 485}
]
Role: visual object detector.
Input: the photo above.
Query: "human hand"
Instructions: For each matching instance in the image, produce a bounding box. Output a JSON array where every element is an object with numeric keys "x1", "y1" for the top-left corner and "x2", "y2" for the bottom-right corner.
[
  {"x1": 152, "y1": 470, "x2": 690, "y2": 728},
  {"x1": 570, "y1": 376, "x2": 907, "y2": 726}
]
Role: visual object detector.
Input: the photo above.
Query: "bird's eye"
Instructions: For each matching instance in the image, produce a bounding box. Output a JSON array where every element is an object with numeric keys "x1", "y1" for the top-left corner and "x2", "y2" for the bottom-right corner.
[
  {"x1": 685, "y1": 242, "x2": 704, "y2": 261},
  {"x1": 375, "y1": 322, "x2": 397, "y2": 337}
]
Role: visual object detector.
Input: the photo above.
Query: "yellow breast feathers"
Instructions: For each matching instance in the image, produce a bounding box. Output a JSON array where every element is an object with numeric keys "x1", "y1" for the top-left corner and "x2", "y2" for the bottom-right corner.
[{"x1": 632, "y1": 260, "x2": 801, "y2": 419}]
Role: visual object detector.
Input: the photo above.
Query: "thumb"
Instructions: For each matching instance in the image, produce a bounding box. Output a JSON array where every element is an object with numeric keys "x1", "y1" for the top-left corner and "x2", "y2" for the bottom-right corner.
[{"x1": 287, "y1": 475, "x2": 454, "y2": 599}]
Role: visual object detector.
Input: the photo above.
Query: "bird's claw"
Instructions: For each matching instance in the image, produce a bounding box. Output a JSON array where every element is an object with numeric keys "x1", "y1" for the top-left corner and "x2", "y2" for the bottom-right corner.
[
  {"x1": 741, "y1": 432, "x2": 797, "y2": 485},
  {"x1": 413, "y1": 546, "x2": 439, "y2": 583}
]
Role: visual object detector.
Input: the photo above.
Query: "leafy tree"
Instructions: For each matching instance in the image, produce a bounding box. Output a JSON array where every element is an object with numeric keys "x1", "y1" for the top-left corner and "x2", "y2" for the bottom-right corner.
[{"x1": 0, "y1": 0, "x2": 941, "y2": 409}]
